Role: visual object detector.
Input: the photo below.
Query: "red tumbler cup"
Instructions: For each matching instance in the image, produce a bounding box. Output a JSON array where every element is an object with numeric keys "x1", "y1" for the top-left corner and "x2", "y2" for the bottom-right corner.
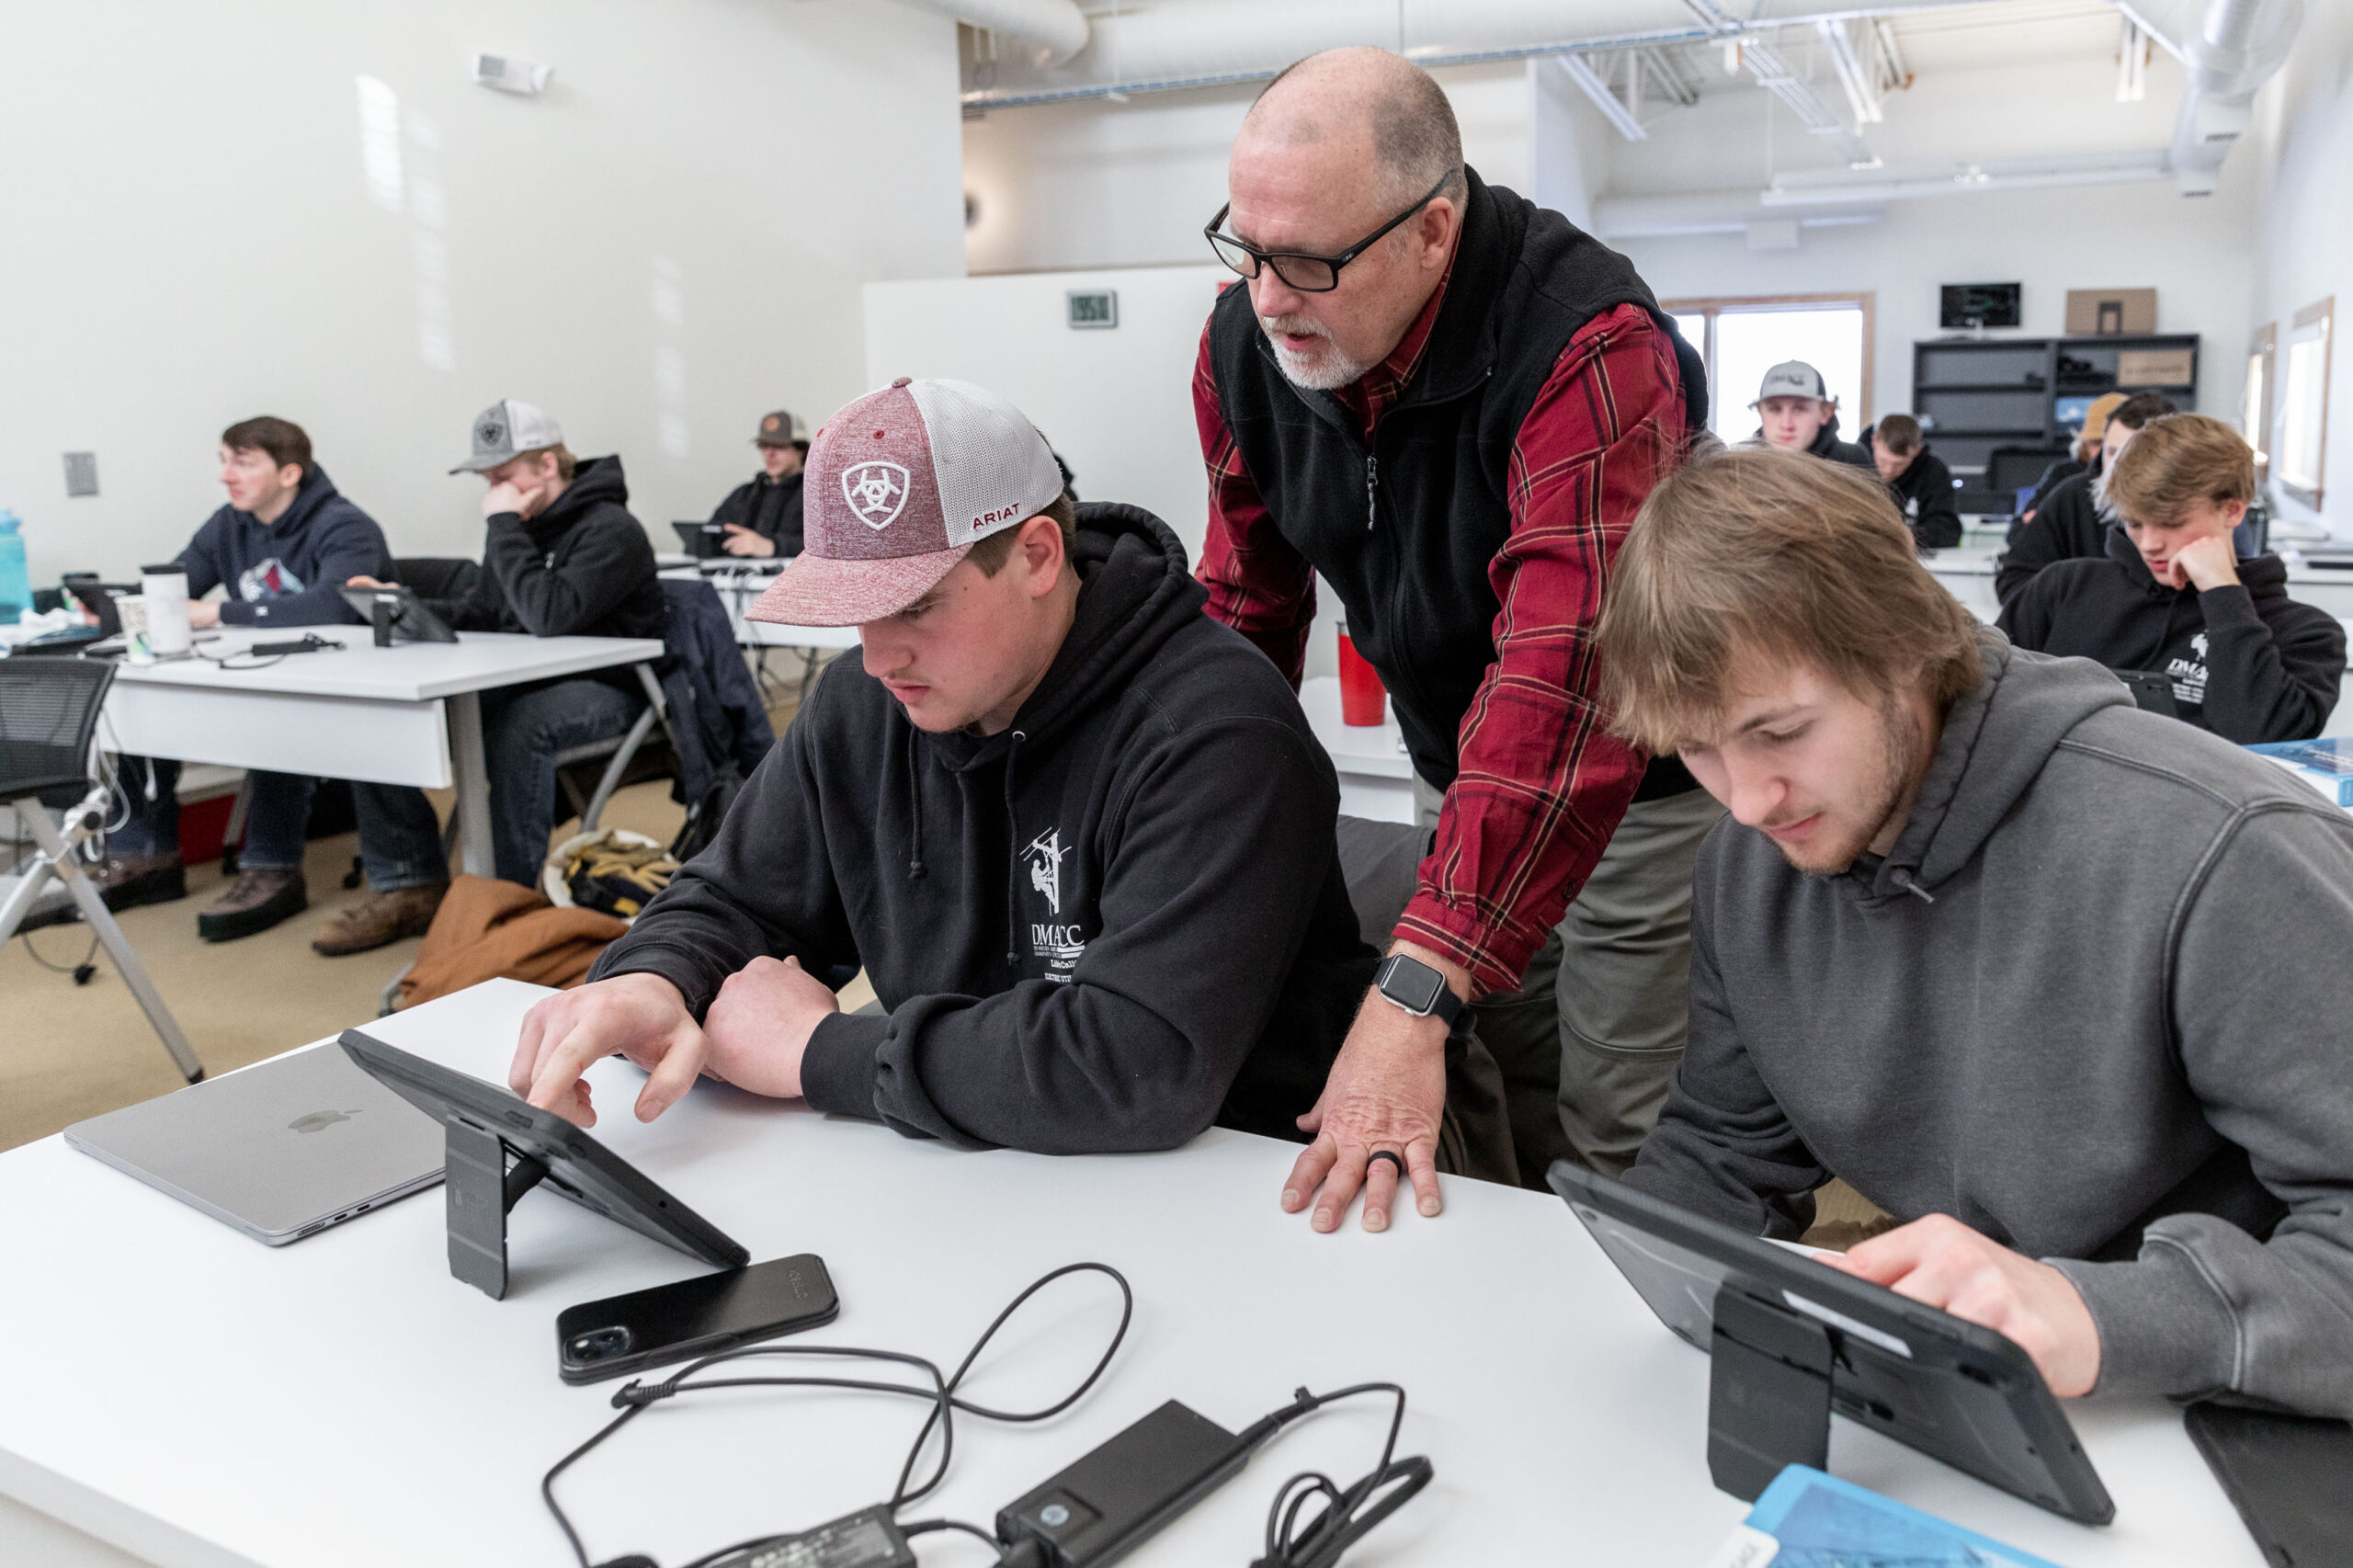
[{"x1": 1336, "y1": 620, "x2": 1387, "y2": 726}]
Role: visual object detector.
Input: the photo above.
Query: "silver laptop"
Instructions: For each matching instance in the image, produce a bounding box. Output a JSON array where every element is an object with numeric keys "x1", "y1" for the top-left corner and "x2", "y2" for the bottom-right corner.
[{"x1": 65, "y1": 1044, "x2": 447, "y2": 1245}]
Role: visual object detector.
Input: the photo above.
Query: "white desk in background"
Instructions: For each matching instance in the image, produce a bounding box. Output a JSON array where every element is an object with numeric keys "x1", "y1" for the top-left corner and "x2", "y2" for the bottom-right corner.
[
  {"x1": 0, "y1": 979, "x2": 2263, "y2": 1566},
  {"x1": 1299, "y1": 675, "x2": 1414, "y2": 825},
  {"x1": 99, "y1": 628, "x2": 663, "y2": 879},
  {"x1": 661, "y1": 563, "x2": 860, "y2": 653}
]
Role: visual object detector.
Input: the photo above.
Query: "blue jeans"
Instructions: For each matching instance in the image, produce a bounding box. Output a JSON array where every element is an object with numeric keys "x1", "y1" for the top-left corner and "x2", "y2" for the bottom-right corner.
[
  {"x1": 109, "y1": 756, "x2": 446, "y2": 891},
  {"x1": 479, "y1": 678, "x2": 644, "y2": 887}
]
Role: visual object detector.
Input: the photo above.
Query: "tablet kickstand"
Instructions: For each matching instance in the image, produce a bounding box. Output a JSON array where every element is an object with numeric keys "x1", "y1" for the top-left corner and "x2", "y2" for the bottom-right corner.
[
  {"x1": 1708, "y1": 1284, "x2": 1834, "y2": 1502},
  {"x1": 444, "y1": 1118, "x2": 551, "y2": 1300}
]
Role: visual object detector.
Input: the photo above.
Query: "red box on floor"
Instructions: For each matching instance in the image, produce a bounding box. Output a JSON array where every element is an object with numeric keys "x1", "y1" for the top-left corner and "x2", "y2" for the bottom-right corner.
[{"x1": 177, "y1": 794, "x2": 235, "y2": 865}]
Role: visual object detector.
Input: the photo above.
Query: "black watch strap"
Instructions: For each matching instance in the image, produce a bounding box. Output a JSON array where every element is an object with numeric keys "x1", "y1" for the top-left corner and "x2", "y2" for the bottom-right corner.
[{"x1": 1374, "y1": 953, "x2": 1465, "y2": 1028}]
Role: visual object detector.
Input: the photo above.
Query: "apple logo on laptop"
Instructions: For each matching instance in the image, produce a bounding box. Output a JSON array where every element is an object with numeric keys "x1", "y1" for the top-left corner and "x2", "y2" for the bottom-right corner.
[{"x1": 289, "y1": 1108, "x2": 363, "y2": 1134}]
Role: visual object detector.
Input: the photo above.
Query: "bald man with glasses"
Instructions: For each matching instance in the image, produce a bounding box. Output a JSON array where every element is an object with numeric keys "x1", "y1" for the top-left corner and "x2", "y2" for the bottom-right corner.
[{"x1": 1194, "y1": 47, "x2": 1713, "y2": 1234}]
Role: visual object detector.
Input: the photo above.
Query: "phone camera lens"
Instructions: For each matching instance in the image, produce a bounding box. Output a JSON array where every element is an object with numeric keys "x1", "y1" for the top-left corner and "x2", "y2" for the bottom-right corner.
[{"x1": 570, "y1": 1326, "x2": 632, "y2": 1362}]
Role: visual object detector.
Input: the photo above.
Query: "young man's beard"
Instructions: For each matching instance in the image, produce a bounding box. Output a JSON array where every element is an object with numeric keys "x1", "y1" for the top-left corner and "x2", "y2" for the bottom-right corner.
[{"x1": 1782, "y1": 696, "x2": 1932, "y2": 877}]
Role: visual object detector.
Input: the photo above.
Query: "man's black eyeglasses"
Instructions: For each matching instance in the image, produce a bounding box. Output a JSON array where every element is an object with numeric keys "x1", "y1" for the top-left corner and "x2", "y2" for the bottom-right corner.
[{"x1": 1204, "y1": 167, "x2": 1459, "y2": 293}]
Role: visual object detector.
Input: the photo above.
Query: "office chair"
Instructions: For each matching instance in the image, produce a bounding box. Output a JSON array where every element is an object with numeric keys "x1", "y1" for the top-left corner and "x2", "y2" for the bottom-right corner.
[{"x1": 0, "y1": 658, "x2": 204, "y2": 1083}]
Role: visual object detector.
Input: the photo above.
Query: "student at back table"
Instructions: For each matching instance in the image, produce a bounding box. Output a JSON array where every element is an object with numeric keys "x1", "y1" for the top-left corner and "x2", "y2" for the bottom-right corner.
[
  {"x1": 2000, "y1": 413, "x2": 2343, "y2": 744},
  {"x1": 333, "y1": 399, "x2": 667, "y2": 947},
  {"x1": 507, "y1": 376, "x2": 1370, "y2": 1157},
  {"x1": 1865, "y1": 413, "x2": 1961, "y2": 551},
  {"x1": 709, "y1": 409, "x2": 807, "y2": 559},
  {"x1": 96, "y1": 415, "x2": 448, "y2": 945},
  {"x1": 1751, "y1": 361, "x2": 1870, "y2": 470},
  {"x1": 1995, "y1": 391, "x2": 2176, "y2": 606}
]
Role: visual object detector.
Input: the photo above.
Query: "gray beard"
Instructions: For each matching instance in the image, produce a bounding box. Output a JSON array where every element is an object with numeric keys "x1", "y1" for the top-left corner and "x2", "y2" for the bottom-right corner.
[{"x1": 1264, "y1": 327, "x2": 1376, "y2": 392}]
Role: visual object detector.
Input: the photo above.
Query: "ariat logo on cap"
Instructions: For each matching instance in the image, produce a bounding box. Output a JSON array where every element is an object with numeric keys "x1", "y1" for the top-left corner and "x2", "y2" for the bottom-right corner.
[
  {"x1": 842, "y1": 460, "x2": 911, "y2": 529},
  {"x1": 477, "y1": 419, "x2": 506, "y2": 447}
]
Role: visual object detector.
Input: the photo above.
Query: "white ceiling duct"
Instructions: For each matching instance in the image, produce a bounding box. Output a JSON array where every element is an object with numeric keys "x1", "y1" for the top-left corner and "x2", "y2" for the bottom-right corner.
[
  {"x1": 907, "y1": 0, "x2": 1088, "y2": 68},
  {"x1": 1592, "y1": 189, "x2": 1888, "y2": 240},
  {"x1": 960, "y1": 0, "x2": 2015, "y2": 107},
  {"x1": 2120, "y1": 0, "x2": 2302, "y2": 193},
  {"x1": 1760, "y1": 148, "x2": 2172, "y2": 204}
]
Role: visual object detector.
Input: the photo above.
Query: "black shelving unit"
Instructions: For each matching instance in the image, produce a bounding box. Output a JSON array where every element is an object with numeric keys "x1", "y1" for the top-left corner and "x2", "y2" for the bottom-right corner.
[{"x1": 1911, "y1": 333, "x2": 2200, "y2": 516}]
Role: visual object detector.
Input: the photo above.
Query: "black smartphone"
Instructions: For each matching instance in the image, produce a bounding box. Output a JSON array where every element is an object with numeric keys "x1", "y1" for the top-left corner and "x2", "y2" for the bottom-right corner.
[
  {"x1": 2185, "y1": 1401, "x2": 2353, "y2": 1568},
  {"x1": 555, "y1": 1254, "x2": 839, "y2": 1385}
]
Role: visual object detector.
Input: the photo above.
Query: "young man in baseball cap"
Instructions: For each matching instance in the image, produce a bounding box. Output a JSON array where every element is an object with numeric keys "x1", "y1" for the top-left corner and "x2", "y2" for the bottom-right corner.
[
  {"x1": 508, "y1": 377, "x2": 1373, "y2": 1156},
  {"x1": 709, "y1": 408, "x2": 809, "y2": 559},
  {"x1": 1751, "y1": 360, "x2": 1870, "y2": 470},
  {"x1": 329, "y1": 399, "x2": 666, "y2": 948}
]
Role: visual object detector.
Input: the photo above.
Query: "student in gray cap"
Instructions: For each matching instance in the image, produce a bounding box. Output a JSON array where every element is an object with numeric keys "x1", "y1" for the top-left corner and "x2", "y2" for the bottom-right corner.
[
  {"x1": 1751, "y1": 360, "x2": 1871, "y2": 470},
  {"x1": 333, "y1": 399, "x2": 666, "y2": 938},
  {"x1": 710, "y1": 408, "x2": 809, "y2": 559}
]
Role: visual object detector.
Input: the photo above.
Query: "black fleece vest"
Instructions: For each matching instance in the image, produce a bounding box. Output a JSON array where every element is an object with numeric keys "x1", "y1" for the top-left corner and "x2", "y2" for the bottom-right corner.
[{"x1": 1209, "y1": 170, "x2": 1707, "y2": 793}]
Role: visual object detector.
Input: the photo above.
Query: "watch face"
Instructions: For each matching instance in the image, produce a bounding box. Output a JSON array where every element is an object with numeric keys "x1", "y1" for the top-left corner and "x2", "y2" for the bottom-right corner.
[{"x1": 1381, "y1": 959, "x2": 1446, "y2": 1015}]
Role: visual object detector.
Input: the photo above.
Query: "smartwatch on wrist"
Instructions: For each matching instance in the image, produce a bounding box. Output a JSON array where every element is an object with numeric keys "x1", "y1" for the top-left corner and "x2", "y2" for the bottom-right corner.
[{"x1": 1373, "y1": 953, "x2": 1465, "y2": 1028}]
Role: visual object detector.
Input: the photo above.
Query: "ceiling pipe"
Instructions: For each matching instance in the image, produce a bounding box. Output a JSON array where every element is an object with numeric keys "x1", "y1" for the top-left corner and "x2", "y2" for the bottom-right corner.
[
  {"x1": 2120, "y1": 0, "x2": 2302, "y2": 193},
  {"x1": 907, "y1": 0, "x2": 1087, "y2": 68},
  {"x1": 958, "y1": 0, "x2": 2011, "y2": 108}
]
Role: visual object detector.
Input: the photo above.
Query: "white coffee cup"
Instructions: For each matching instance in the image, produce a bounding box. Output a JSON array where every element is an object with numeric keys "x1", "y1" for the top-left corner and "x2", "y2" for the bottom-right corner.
[
  {"x1": 139, "y1": 565, "x2": 193, "y2": 658},
  {"x1": 117, "y1": 595, "x2": 155, "y2": 665}
]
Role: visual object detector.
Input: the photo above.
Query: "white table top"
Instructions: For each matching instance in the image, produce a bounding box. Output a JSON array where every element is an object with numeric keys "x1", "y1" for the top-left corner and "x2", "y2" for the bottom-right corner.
[
  {"x1": 1920, "y1": 546, "x2": 2003, "y2": 577},
  {"x1": 1300, "y1": 675, "x2": 1413, "y2": 779},
  {"x1": 108, "y1": 627, "x2": 665, "y2": 703},
  {"x1": 0, "y1": 980, "x2": 2259, "y2": 1567}
]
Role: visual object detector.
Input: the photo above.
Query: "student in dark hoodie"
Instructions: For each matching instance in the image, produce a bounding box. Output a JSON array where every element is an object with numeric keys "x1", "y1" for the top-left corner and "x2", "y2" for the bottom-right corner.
[
  {"x1": 2001, "y1": 414, "x2": 2341, "y2": 743},
  {"x1": 1866, "y1": 413, "x2": 1961, "y2": 550},
  {"x1": 1599, "y1": 448, "x2": 2353, "y2": 1421},
  {"x1": 509, "y1": 377, "x2": 1372, "y2": 1156},
  {"x1": 96, "y1": 416, "x2": 448, "y2": 944},
  {"x1": 710, "y1": 408, "x2": 807, "y2": 558},
  {"x1": 336, "y1": 400, "x2": 667, "y2": 938},
  {"x1": 1995, "y1": 391, "x2": 2176, "y2": 605},
  {"x1": 1752, "y1": 360, "x2": 1871, "y2": 470}
]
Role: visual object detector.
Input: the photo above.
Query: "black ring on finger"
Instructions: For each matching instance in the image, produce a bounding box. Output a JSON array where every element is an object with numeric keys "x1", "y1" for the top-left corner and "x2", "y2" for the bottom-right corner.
[{"x1": 1366, "y1": 1149, "x2": 1407, "y2": 1179}]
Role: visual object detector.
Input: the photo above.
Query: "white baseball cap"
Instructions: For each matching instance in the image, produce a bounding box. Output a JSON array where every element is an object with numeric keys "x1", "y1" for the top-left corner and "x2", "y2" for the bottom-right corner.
[
  {"x1": 451, "y1": 399, "x2": 564, "y2": 473},
  {"x1": 1751, "y1": 362, "x2": 1831, "y2": 406}
]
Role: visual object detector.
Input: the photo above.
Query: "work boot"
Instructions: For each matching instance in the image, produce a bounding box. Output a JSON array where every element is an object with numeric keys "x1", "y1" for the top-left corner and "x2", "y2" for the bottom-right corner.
[
  {"x1": 311, "y1": 881, "x2": 449, "y2": 957},
  {"x1": 87, "y1": 852, "x2": 187, "y2": 912},
  {"x1": 196, "y1": 867, "x2": 308, "y2": 942}
]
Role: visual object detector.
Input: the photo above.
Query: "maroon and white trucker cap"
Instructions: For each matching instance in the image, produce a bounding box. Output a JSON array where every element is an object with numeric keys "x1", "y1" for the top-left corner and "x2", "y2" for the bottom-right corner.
[{"x1": 746, "y1": 377, "x2": 1066, "y2": 627}]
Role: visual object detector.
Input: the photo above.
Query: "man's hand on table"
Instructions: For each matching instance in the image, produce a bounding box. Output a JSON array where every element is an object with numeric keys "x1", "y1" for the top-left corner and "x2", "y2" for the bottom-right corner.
[
  {"x1": 346, "y1": 574, "x2": 392, "y2": 589},
  {"x1": 185, "y1": 599, "x2": 221, "y2": 630},
  {"x1": 699, "y1": 955, "x2": 838, "y2": 1099},
  {"x1": 1284, "y1": 940, "x2": 1462, "y2": 1233},
  {"x1": 1820, "y1": 1212, "x2": 2102, "y2": 1396},
  {"x1": 511, "y1": 972, "x2": 708, "y2": 1128},
  {"x1": 721, "y1": 524, "x2": 777, "y2": 558}
]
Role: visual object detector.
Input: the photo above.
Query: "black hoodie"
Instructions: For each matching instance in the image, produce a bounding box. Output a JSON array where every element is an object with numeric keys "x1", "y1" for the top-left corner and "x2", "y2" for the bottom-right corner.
[
  {"x1": 1880, "y1": 442, "x2": 1961, "y2": 550},
  {"x1": 1995, "y1": 469, "x2": 2108, "y2": 606},
  {"x1": 433, "y1": 454, "x2": 666, "y2": 644},
  {"x1": 177, "y1": 465, "x2": 392, "y2": 627},
  {"x1": 711, "y1": 471, "x2": 805, "y2": 556},
  {"x1": 590, "y1": 504, "x2": 1375, "y2": 1153},
  {"x1": 1997, "y1": 526, "x2": 2345, "y2": 743}
]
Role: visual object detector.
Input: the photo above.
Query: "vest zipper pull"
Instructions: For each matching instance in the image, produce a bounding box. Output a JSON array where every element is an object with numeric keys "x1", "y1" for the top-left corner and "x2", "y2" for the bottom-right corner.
[{"x1": 1365, "y1": 453, "x2": 1379, "y2": 531}]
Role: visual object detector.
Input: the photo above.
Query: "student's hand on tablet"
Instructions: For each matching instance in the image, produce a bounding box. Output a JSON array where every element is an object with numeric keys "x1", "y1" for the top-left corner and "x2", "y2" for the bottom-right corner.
[
  {"x1": 1820, "y1": 1212, "x2": 2102, "y2": 1397},
  {"x1": 721, "y1": 525, "x2": 777, "y2": 558},
  {"x1": 699, "y1": 955, "x2": 838, "y2": 1099},
  {"x1": 511, "y1": 972, "x2": 708, "y2": 1129},
  {"x1": 346, "y1": 574, "x2": 391, "y2": 589},
  {"x1": 186, "y1": 599, "x2": 221, "y2": 630}
]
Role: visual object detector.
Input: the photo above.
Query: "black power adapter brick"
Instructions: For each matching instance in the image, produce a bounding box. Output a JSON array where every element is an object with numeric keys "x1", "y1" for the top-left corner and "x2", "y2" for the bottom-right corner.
[{"x1": 995, "y1": 1400, "x2": 1254, "y2": 1567}]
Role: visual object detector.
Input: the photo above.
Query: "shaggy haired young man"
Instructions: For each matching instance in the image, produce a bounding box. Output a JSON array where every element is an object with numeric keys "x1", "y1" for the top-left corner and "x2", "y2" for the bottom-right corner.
[{"x1": 1597, "y1": 446, "x2": 2353, "y2": 1418}]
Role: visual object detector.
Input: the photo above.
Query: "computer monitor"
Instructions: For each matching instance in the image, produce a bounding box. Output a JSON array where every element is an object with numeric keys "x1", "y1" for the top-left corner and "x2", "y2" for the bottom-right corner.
[{"x1": 1940, "y1": 282, "x2": 2021, "y2": 331}]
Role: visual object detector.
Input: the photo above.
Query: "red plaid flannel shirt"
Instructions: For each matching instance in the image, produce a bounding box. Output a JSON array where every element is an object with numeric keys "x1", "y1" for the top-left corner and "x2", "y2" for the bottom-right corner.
[{"x1": 1194, "y1": 294, "x2": 1683, "y2": 997}]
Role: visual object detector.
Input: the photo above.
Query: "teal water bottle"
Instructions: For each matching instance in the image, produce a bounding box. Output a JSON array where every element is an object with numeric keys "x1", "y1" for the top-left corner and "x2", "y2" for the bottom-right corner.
[{"x1": 0, "y1": 511, "x2": 29, "y2": 626}]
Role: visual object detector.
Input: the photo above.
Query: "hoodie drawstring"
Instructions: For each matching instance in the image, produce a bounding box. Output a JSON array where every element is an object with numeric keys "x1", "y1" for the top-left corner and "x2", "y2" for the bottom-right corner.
[
  {"x1": 1003, "y1": 731, "x2": 1026, "y2": 967},
  {"x1": 904, "y1": 741, "x2": 926, "y2": 881},
  {"x1": 1889, "y1": 866, "x2": 1936, "y2": 903}
]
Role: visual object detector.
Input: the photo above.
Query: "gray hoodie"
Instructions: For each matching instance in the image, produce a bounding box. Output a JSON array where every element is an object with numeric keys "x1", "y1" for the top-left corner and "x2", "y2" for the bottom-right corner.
[{"x1": 1627, "y1": 627, "x2": 2353, "y2": 1416}]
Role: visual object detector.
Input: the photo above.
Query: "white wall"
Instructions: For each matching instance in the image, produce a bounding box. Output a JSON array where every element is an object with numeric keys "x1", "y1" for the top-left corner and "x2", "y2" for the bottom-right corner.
[
  {"x1": 0, "y1": 0, "x2": 967, "y2": 589},
  {"x1": 2244, "y1": 0, "x2": 2353, "y2": 540},
  {"x1": 865, "y1": 265, "x2": 1228, "y2": 560},
  {"x1": 962, "y1": 62, "x2": 1534, "y2": 275},
  {"x1": 1616, "y1": 175, "x2": 2257, "y2": 437}
]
